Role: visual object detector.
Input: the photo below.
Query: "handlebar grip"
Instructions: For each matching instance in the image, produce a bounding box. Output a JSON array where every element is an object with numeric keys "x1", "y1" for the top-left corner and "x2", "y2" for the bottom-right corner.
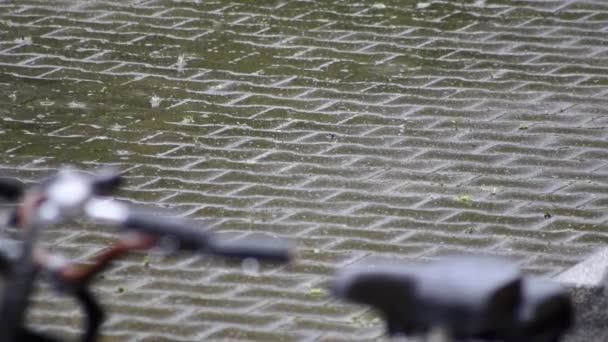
[
  {"x1": 122, "y1": 212, "x2": 294, "y2": 262},
  {"x1": 123, "y1": 212, "x2": 213, "y2": 252},
  {"x1": 209, "y1": 239, "x2": 295, "y2": 263},
  {"x1": 0, "y1": 178, "x2": 24, "y2": 201}
]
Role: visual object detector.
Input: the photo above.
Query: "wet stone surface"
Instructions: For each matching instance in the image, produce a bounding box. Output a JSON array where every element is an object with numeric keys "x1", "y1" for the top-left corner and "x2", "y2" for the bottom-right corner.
[{"x1": 0, "y1": 0, "x2": 607, "y2": 340}]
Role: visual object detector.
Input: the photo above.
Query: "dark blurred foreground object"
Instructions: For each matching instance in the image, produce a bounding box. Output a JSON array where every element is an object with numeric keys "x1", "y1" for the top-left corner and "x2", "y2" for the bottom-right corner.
[
  {"x1": 0, "y1": 177, "x2": 24, "y2": 200},
  {"x1": 0, "y1": 169, "x2": 295, "y2": 342},
  {"x1": 332, "y1": 256, "x2": 572, "y2": 341}
]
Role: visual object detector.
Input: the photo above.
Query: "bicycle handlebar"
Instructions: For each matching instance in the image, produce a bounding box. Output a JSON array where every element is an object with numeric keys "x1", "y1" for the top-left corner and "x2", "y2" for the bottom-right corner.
[
  {"x1": 123, "y1": 211, "x2": 294, "y2": 262},
  {"x1": 209, "y1": 238, "x2": 294, "y2": 263},
  {"x1": 123, "y1": 211, "x2": 213, "y2": 252},
  {"x1": 0, "y1": 168, "x2": 295, "y2": 342},
  {"x1": 85, "y1": 199, "x2": 295, "y2": 263}
]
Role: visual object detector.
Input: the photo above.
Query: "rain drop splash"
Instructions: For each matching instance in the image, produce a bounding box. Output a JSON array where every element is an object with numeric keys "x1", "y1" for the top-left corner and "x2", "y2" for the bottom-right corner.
[
  {"x1": 14, "y1": 36, "x2": 32, "y2": 44},
  {"x1": 176, "y1": 54, "x2": 187, "y2": 72},
  {"x1": 241, "y1": 257, "x2": 260, "y2": 276},
  {"x1": 67, "y1": 101, "x2": 87, "y2": 109},
  {"x1": 150, "y1": 95, "x2": 162, "y2": 108}
]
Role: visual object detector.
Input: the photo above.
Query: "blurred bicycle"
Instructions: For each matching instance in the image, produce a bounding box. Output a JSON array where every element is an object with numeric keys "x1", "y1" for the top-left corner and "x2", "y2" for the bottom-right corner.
[{"x1": 0, "y1": 169, "x2": 294, "y2": 342}]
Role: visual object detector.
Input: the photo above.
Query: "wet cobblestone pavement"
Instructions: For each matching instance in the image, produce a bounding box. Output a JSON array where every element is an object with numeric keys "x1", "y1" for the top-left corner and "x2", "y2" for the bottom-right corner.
[{"x1": 0, "y1": 0, "x2": 608, "y2": 340}]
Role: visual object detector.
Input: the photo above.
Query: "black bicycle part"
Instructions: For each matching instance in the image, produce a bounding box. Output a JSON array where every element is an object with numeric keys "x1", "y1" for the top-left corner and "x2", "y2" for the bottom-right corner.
[
  {"x1": 332, "y1": 257, "x2": 571, "y2": 341},
  {"x1": 123, "y1": 211, "x2": 293, "y2": 262},
  {"x1": 0, "y1": 177, "x2": 24, "y2": 201},
  {"x1": 0, "y1": 224, "x2": 43, "y2": 342},
  {"x1": 90, "y1": 169, "x2": 123, "y2": 196}
]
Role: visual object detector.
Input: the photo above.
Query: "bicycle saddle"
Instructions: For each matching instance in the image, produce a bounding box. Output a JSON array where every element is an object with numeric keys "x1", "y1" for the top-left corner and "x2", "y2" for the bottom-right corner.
[{"x1": 332, "y1": 257, "x2": 522, "y2": 337}]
